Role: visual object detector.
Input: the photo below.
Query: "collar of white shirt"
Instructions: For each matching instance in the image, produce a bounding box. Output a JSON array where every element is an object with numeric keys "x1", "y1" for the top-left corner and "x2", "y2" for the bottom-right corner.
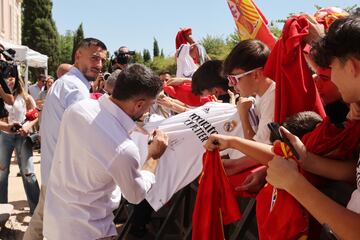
[
  {"x1": 98, "y1": 95, "x2": 136, "y2": 134},
  {"x1": 68, "y1": 67, "x2": 92, "y2": 90}
]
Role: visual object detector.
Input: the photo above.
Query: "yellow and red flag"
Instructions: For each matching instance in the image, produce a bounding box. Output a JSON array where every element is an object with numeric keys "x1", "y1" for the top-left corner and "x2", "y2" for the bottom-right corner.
[{"x1": 227, "y1": 0, "x2": 276, "y2": 49}]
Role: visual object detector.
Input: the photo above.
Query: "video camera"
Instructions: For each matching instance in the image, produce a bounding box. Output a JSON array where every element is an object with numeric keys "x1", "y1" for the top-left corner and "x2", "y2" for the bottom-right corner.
[
  {"x1": 0, "y1": 46, "x2": 17, "y2": 118},
  {"x1": 0, "y1": 47, "x2": 16, "y2": 78},
  {"x1": 114, "y1": 50, "x2": 135, "y2": 65}
]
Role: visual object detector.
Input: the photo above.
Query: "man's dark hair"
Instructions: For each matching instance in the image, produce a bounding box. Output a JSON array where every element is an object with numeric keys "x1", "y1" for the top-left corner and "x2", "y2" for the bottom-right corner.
[
  {"x1": 38, "y1": 74, "x2": 46, "y2": 81},
  {"x1": 76, "y1": 38, "x2": 107, "y2": 52},
  {"x1": 311, "y1": 17, "x2": 360, "y2": 68},
  {"x1": 192, "y1": 60, "x2": 229, "y2": 95},
  {"x1": 270, "y1": 111, "x2": 323, "y2": 143},
  {"x1": 112, "y1": 64, "x2": 163, "y2": 101},
  {"x1": 223, "y1": 39, "x2": 270, "y2": 75}
]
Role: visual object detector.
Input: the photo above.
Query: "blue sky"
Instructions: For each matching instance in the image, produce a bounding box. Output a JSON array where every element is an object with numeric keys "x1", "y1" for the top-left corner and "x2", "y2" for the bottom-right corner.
[{"x1": 52, "y1": 0, "x2": 358, "y2": 57}]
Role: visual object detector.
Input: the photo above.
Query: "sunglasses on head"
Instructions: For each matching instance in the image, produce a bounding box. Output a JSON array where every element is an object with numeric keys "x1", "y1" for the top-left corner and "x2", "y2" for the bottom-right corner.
[{"x1": 227, "y1": 67, "x2": 262, "y2": 86}]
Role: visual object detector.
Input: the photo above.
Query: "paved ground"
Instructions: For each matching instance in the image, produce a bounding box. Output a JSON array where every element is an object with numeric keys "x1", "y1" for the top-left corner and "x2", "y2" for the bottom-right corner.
[{"x1": 0, "y1": 152, "x2": 41, "y2": 240}]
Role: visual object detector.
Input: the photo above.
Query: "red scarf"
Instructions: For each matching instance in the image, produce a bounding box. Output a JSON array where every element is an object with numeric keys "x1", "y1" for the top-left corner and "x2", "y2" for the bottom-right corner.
[
  {"x1": 264, "y1": 16, "x2": 326, "y2": 123},
  {"x1": 192, "y1": 150, "x2": 241, "y2": 240},
  {"x1": 303, "y1": 117, "x2": 360, "y2": 161}
]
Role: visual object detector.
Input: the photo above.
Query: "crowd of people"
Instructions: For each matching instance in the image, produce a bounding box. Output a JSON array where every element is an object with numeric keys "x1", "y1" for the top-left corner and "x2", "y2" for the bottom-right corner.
[{"x1": 0, "y1": 6, "x2": 359, "y2": 240}]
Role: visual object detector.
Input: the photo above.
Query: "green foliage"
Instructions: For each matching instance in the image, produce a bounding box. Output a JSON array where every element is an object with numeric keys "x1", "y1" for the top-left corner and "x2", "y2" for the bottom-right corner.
[
  {"x1": 149, "y1": 56, "x2": 176, "y2": 75},
  {"x1": 153, "y1": 38, "x2": 160, "y2": 57},
  {"x1": 160, "y1": 49, "x2": 165, "y2": 58},
  {"x1": 22, "y1": 0, "x2": 60, "y2": 76},
  {"x1": 200, "y1": 34, "x2": 227, "y2": 60},
  {"x1": 132, "y1": 51, "x2": 144, "y2": 64},
  {"x1": 59, "y1": 30, "x2": 74, "y2": 64},
  {"x1": 226, "y1": 30, "x2": 240, "y2": 50},
  {"x1": 72, "y1": 23, "x2": 84, "y2": 63},
  {"x1": 269, "y1": 21, "x2": 282, "y2": 39},
  {"x1": 143, "y1": 49, "x2": 151, "y2": 63}
]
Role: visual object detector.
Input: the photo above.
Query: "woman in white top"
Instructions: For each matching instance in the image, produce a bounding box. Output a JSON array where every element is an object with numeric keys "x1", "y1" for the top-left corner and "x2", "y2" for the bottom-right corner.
[{"x1": 0, "y1": 71, "x2": 40, "y2": 213}]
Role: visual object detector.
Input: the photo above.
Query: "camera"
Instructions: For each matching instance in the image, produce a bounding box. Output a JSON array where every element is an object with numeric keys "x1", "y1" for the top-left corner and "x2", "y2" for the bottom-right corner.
[
  {"x1": 115, "y1": 50, "x2": 135, "y2": 65},
  {"x1": 0, "y1": 46, "x2": 17, "y2": 118},
  {"x1": 0, "y1": 48, "x2": 16, "y2": 78}
]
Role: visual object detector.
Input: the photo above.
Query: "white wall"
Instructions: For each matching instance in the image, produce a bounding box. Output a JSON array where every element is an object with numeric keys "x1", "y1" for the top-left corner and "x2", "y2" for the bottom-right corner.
[{"x1": 0, "y1": 0, "x2": 22, "y2": 45}]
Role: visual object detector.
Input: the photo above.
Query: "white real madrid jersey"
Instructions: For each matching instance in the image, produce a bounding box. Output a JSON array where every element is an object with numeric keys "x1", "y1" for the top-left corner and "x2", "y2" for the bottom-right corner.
[{"x1": 131, "y1": 102, "x2": 245, "y2": 210}]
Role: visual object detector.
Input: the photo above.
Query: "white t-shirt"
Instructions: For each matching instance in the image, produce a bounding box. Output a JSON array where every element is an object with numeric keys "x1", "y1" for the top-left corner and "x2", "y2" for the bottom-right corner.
[
  {"x1": 176, "y1": 44, "x2": 198, "y2": 78},
  {"x1": 131, "y1": 102, "x2": 245, "y2": 211},
  {"x1": 253, "y1": 81, "x2": 275, "y2": 144},
  {"x1": 5, "y1": 95, "x2": 26, "y2": 124},
  {"x1": 43, "y1": 96, "x2": 155, "y2": 240},
  {"x1": 347, "y1": 156, "x2": 360, "y2": 213}
]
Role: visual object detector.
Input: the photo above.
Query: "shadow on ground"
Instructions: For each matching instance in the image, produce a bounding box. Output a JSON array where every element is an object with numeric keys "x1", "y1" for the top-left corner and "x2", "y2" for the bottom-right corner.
[{"x1": 0, "y1": 200, "x2": 31, "y2": 240}]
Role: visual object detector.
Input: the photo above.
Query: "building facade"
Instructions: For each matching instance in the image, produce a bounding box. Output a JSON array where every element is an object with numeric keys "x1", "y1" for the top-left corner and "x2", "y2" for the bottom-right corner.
[{"x1": 0, "y1": 0, "x2": 22, "y2": 45}]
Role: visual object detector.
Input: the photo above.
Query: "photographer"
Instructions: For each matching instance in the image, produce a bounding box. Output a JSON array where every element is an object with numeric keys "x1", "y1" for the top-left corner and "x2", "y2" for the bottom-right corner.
[{"x1": 110, "y1": 46, "x2": 134, "y2": 72}]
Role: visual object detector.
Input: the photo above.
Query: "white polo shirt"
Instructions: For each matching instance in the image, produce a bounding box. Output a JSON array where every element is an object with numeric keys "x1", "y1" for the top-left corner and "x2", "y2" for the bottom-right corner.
[
  {"x1": 40, "y1": 67, "x2": 90, "y2": 186},
  {"x1": 43, "y1": 95, "x2": 155, "y2": 240}
]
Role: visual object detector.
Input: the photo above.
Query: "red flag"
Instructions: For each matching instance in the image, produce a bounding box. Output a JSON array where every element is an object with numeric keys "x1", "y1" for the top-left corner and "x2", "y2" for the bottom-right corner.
[
  {"x1": 192, "y1": 150, "x2": 241, "y2": 240},
  {"x1": 226, "y1": 0, "x2": 276, "y2": 49}
]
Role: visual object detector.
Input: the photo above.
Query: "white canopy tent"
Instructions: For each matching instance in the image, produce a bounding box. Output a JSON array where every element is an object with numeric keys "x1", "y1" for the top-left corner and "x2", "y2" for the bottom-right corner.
[{"x1": 1, "y1": 41, "x2": 48, "y2": 91}]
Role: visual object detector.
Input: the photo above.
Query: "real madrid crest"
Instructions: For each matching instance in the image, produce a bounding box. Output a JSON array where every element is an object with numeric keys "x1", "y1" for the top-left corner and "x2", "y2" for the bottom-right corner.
[{"x1": 223, "y1": 120, "x2": 237, "y2": 132}]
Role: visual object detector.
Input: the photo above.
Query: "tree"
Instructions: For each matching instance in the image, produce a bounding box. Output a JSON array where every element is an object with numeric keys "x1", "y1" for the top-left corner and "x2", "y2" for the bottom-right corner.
[
  {"x1": 226, "y1": 30, "x2": 241, "y2": 50},
  {"x1": 59, "y1": 30, "x2": 74, "y2": 64},
  {"x1": 153, "y1": 38, "x2": 160, "y2": 57},
  {"x1": 269, "y1": 21, "x2": 282, "y2": 39},
  {"x1": 200, "y1": 35, "x2": 228, "y2": 60},
  {"x1": 149, "y1": 56, "x2": 176, "y2": 75},
  {"x1": 160, "y1": 49, "x2": 165, "y2": 58},
  {"x1": 22, "y1": 0, "x2": 60, "y2": 76},
  {"x1": 132, "y1": 51, "x2": 144, "y2": 64},
  {"x1": 143, "y1": 49, "x2": 151, "y2": 63},
  {"x1": 72, "y1": 23, "x2": 84, "y2": 63}
]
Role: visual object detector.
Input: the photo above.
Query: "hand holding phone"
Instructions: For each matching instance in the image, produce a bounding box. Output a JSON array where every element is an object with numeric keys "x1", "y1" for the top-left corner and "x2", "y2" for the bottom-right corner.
[{"x1": 267, "y1": 122, "x2": 300, "y2": 160}]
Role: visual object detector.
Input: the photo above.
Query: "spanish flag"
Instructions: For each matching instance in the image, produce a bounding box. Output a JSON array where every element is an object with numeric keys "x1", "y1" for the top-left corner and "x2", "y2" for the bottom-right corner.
[{"x1": 227, "y1": 0, "x2": 276, "y2": 49}]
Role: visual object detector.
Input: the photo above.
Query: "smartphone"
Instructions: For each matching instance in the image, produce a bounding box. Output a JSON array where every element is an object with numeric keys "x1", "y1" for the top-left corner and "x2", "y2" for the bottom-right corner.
[{"x1": 267, "y1": 122, "x2": 300, "y2": 160}]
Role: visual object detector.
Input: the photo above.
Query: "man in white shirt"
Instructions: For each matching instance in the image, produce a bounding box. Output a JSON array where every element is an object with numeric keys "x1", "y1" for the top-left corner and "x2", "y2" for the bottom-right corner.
[
  {"x1": 43, "y1": 64, "x2": 168, "y2": 240},
  {"x1": 28, "y1": 74, "x2": 45, "y2": 100},
  {"x1": 24, "y1": 38, "x2": 108, "y2": 240}
]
